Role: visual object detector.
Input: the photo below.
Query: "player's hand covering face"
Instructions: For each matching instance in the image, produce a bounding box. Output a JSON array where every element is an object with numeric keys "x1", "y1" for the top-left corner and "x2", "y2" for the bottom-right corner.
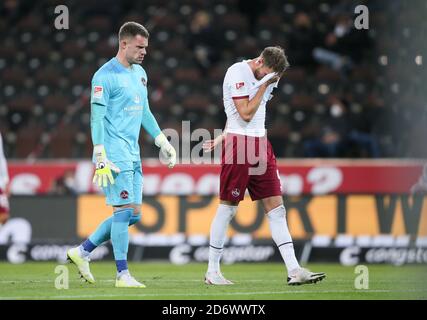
[
  {"x1": 253, "y1": 58, "x2": 275, "y2": 80},
  {"x1": 92, "y1": 145, "x2": 121, "y2": 187}
]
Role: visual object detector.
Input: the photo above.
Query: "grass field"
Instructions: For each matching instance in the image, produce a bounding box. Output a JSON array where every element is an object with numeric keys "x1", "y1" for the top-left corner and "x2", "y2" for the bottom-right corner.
[{"x1": 0, "y1": 262, "x2": 426, "y2": 300}]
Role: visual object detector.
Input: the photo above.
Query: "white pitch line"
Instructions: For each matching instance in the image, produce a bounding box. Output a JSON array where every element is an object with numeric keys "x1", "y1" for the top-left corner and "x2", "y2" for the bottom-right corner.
[
  {"x1": 0, "y1": 279, "x2": 284, "y2": 283},
  {"x1": 0, "y1": 278, "x2": 425, "y2": 284},
  {"x1": 1, "y1": 289, "x2": 427, "y2": 300}
]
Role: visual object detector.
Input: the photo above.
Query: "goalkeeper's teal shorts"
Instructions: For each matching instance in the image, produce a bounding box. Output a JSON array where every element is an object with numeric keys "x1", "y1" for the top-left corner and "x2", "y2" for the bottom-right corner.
[{"x1": 103, "y1": 161, "x2": 143, "y2": 206}]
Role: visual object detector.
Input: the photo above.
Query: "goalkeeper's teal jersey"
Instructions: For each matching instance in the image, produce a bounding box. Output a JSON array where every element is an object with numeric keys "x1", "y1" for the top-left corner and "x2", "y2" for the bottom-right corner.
[{"x1": 90, "y1": 57, "x2": 161, "y2": 163}]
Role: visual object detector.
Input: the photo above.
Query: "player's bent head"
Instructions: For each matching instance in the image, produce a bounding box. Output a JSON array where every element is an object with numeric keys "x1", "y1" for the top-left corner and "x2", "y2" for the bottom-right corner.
[
  {"x1": 118, "y1": 21, "x2": 150, "y2": 64},
  {"x1": 119, "y1": 21, "x2": 149, "y2": 41},
  {"x1": 260, "y1": 46, "x2": 290, "y2": 76}
]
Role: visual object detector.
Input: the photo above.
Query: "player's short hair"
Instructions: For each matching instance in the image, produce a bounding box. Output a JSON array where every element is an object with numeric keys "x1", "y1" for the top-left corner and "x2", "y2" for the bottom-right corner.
[
  {"x1": 118, "y1": 22, "x2": 149, "y2": 41},
  {"x1": 261, "y1": 46, "x2": 290, "y2": 75}
]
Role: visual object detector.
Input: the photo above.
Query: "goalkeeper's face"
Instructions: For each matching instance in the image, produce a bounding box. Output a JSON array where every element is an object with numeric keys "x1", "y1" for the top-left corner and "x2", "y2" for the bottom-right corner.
[{"x1": 123, "y1": 34, "x2": 148, "y2": 65}]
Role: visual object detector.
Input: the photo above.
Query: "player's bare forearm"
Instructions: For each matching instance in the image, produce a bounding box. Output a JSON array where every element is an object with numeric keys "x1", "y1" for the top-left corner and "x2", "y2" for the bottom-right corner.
[
  {"x1": 246, "y1": 84, "x2": 269, "y2": 118},
  {"x1": 234, "y1": 83, "x2": 268, "y2": 122}
]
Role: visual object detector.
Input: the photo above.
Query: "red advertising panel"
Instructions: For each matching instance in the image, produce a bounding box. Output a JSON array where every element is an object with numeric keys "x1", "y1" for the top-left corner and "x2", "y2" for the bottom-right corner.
[{"x1": 7, "y1": 160, "x2": 425, "y2": 195}]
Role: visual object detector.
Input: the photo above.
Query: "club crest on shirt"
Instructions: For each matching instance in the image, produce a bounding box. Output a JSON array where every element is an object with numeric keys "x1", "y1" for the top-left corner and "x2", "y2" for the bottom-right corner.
[
  {"x1": 141, "y1": 77, "x2": 147, "y2": 86},
  {"x1": 235, "y1": 82, "x2": 245, "y2": 90},
  {"x1": 231, "y1": 188, "x2": 240, "y2": 197},
  {"x1": 93, "y1": 86, "x2": 103, "y2": 98},
  {"x1": 120, "y1": 190, "x2": 129, "y2": 199}
]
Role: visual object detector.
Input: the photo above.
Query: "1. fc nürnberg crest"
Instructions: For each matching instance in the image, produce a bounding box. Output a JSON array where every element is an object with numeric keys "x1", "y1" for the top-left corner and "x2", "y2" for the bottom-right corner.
[{"x1": 231, "y1": 188, "x2": 240, "y2": 197}]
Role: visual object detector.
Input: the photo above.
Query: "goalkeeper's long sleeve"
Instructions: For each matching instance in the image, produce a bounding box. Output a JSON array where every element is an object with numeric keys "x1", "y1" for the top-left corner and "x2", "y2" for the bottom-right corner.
[
  {"x1": 91, "y1": 102, "x2": 107, "y2": 145},
  {"x1": 141, "y1": 96, "x2": 161, "y2": 139}
]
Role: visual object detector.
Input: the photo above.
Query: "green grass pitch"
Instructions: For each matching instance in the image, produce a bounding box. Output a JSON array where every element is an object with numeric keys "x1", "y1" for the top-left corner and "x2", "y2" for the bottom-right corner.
[{"x1": 0, "y1": 262, "x2": 426, "y2": 300}]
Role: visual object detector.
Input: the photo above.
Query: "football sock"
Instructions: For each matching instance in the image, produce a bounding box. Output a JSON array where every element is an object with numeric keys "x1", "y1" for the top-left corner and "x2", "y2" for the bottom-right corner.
[
  {"x1": 111, "y1": 208, "x2": 133, "y2": 273},
  {"x1": 129, "y1": 213, "x2": 141, "y2": 226},
  {"x1": 115, "y1": 260, "x2": 128, "y2": 274},
  {"x1": 80, "y1": 239, "x2": 97, "y2": 257},
  {"x1": 207, "y1": 204, "x2": 237, "y2": 273},
  {"x1": 80, "y1": 213, "x2": 141, "y2": 257},
  {"x1": 267, "y1": 205, "x2": 300, "y2": 273}
]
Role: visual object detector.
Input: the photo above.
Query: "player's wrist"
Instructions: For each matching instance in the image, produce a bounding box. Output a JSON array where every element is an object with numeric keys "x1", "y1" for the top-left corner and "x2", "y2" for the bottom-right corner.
[
  {"x1": 154, "y1": 133, "x2": 170, "y2": 149},
  {"x1": 218, "y1": 132, "x2": 226, "y2": 142},
  {"x1": 93, "y1": 144, "x2": 107, "y2": 164},
  {"x1": 260, "y1": 82, "x2": 269, "y2": 90},
  {"x1": 94, "y1": 144, "x2": 105, "y2": 154}
]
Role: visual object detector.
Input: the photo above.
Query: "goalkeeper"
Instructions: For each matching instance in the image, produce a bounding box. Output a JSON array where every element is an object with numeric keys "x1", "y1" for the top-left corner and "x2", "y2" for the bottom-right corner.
[{"x1": 67, "y1": 22, "x2": 176, "y2": 288}]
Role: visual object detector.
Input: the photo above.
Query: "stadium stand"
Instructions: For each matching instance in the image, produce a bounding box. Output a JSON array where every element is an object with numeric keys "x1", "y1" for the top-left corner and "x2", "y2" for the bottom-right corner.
[{"x1": 0, "y1": 0, "x2": 426, "y2": 159}]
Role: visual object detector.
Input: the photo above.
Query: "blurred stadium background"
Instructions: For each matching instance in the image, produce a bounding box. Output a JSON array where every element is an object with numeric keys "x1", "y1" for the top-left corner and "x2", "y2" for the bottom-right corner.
[{"x1": 0, "y1": 0, "x2": 426, "y2": 275}]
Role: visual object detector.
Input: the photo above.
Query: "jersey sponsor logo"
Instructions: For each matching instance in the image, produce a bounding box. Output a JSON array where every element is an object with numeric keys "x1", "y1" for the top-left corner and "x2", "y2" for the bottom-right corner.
[
  {"x1": 235, "y1": 82, "x2": 245, "y2": 90},
  {"x1": 141, "y1": 77, "x2": 147, "y2": 86},
  {"x1": 124, "y1": 106, "x2": 143, "y2": 112},
  {"x1": 231, "y1": 188, "x2": 240, "y2": 197},
  {"x1": 120, "y1": 190, "x2": 129, "y2": 199},
  {"x1": 93, "y1": 86, "x2": 103, "y2": 99}
]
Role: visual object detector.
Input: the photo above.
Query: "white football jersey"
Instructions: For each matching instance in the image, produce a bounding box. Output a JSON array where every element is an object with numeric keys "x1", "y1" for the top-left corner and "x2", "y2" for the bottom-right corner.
[
  {"x1": 222, "y1": 60, "x2": 278, "y2": 137},
  {"x1": 0, "y1": 133, "x2": 9, "y2": 190}
]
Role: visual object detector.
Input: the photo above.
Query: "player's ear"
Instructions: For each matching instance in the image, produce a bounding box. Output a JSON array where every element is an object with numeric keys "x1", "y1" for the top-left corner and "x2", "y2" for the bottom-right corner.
[{"x1": 257, "y1": 57, "x2": 264, "y2": 66}]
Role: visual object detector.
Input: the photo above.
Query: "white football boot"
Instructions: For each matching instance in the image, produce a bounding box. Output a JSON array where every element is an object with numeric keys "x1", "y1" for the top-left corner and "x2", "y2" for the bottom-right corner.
[
  {"x1": 66, "y1": 247, "x2": 95, "y2": 284},
  {"x1": 204, "y1": 271, "x2": 234, "y2": 285},
  {"x1": 115, "y1": 272, "x2": 146, "y2": 288},
  {"x1": 287, "y1": 267, "x2": 326, "y2": 286}
]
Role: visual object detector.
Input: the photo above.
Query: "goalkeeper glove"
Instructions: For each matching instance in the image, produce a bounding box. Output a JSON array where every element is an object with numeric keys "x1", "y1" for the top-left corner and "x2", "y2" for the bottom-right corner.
[
  {"x1": 92, "y1": 145, "x2": 121, "y2": 187},
  {"x1": 155, "y1": 133, "x2": 176, "y2": 168}
]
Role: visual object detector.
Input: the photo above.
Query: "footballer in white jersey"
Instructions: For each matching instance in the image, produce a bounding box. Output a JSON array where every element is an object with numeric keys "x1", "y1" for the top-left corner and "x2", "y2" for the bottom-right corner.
[
  {"x1": 203, "y1": 46, "x2": 326, "y2": 286},
  {"x1": 223, "y1": 60, "x2": 278, "y2": 138},
  {"x1": 219, "y1": 55, "x2": 283, "y2": 202}
]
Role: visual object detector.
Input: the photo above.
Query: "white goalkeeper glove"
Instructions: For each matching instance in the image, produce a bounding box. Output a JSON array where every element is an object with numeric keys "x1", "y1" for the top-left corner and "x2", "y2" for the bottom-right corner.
[
  {"x1": 155, "y1": 133, "x2": 176, "y2": 168},
  {"x1": 92, "y1": 145, "x2": 121, "y2": 187}
]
